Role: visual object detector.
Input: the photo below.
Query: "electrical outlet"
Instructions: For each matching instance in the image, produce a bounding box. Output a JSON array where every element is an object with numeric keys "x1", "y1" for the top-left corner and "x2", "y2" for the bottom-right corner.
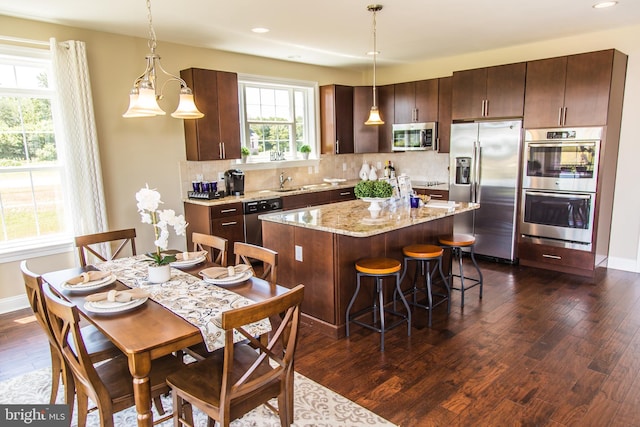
[{"x1": 295, "y1": 245, "x2": 303, "y2": 262}]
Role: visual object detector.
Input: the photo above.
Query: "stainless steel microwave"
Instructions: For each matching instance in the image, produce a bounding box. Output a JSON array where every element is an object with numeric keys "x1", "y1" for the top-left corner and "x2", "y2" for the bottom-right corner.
[{"x1": 392, "y1": 122, "x2": 438, "y2": 151}]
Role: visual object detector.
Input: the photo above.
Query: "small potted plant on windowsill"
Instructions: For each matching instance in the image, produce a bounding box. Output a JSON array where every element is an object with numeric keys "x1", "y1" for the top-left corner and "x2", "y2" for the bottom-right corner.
[
  {"x1": 240, "y1": 146, "x2": 250, "y2": 163},
  {"x1": 299, "y1": 145, "x2": 311, "y2": 160}
]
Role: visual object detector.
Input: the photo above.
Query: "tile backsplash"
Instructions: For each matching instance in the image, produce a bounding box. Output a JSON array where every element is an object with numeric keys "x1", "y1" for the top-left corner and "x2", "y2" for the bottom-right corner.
[{"x1": 179, "y1": 151, "x2": 449, "y2": 197}]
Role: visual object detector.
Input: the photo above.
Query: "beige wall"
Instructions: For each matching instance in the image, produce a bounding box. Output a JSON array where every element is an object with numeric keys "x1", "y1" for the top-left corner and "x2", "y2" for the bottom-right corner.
[{"x1": 1, "y1": 14, "x2": 639, "y2": 310}]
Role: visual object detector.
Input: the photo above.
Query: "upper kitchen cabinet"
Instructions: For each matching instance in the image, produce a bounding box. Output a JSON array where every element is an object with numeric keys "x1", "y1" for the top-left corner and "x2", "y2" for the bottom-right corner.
[
  {"x1": 394, "y1": 79, "x2": 438, "y2": 123},
  {"x1": 452, "y1": 63, "x2": 526, "y2": 120},
  {"x1": 353, "y1": 86, "x2": 379, "y2": 153},
  {"x1": 377, "y1": 84, "x2": 395, "y2": 152},
  {"x1": 180, "y1": 68, "x2": 241, "y2": 161},
  {"x1": 320, "y1": 85, "x2": 354, "y2": 155},
  {"x1": 524, "y1": 49, "x2": 628, "y2": 128},
  {"x1": 437, "y1": 76, "x2": 452, "y2": 153}
]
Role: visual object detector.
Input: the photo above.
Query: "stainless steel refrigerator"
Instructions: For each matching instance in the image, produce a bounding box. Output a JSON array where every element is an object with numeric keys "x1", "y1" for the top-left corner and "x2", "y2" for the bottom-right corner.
[{"x1": 449, "y1": 120, "x2": 522, "y2": 262}]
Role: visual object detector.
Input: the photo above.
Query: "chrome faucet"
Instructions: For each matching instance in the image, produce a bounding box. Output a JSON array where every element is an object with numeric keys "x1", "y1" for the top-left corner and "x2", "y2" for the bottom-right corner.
[{"x1": 279, "y1": 172, "x2": 292, "y2": 189}]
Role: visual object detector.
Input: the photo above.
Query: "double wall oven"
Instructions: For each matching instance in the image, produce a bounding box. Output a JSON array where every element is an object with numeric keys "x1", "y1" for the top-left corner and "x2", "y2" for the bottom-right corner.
[{"x1": 520, "y1": 127, "x2": 602, "y2": 251}]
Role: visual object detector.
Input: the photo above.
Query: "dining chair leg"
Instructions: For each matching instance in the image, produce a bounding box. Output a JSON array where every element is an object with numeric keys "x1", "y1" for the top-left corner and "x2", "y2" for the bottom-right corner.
[{"x1": 49, "y1": 346, "x2": 62, "y2": 404}]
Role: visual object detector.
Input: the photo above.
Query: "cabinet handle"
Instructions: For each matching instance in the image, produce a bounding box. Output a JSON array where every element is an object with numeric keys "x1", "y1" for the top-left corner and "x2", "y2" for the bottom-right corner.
[
  {"x1": 220, "y1": 208, "x2": 237, "y2": 214},
  {"x1": 558, "y1": 107, "x2": 563, "y2": 126},
  {"x1": 484, "y1": 99, "x2": 489, "y2": 117},
  {"x1": 413, "y1": 108, "x2": 418, "y2": 122},
  {"x1": 218, "y1": 142, "x2": 223, "y2": 158},
  {"x1": 221, "y1": 221, "x2": 237, "y2": 227},
  {"x1": 562, "y1": 107, "x2": 567, "y2": 126},
  {"x1": 429, "y1": 194, "x2": 443, "y2": 198},
  {"x1": 542, "y1": 254, "x2": 562, "y2": 260},
  {"x1": 339, "y1": 192, "x2": 351, "y2": 196},
  {"x1": 335, "y1": 140, "x2": 340, "y2": 154},
  {"x1": 221, "y1": 142, "x2": 226, "y2": 159}
]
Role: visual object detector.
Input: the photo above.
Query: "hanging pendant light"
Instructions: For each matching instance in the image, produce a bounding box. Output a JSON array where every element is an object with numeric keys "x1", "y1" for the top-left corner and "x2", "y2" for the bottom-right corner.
[
  {"x1": 365, "y1": 4, "x2": 384, "y2": 126},
  {"x1": 123, "y1": 0, "x2": 204, "y2": 119}
]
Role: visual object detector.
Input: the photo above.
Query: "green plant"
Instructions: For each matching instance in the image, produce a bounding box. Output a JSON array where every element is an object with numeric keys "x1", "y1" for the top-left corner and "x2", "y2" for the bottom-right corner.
[
  {"x1": 299, "y1": 144, "x2": 311, "y2": 153},
  {"x1": 354, "y1": 180, "x2": 393, "y2": 198},
  {"x1": 241, "y1": 146, "x2": 250, "y2": 156}
]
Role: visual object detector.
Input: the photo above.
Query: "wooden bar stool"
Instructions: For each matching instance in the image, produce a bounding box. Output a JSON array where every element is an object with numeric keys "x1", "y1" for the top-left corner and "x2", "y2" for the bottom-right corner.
[
  {"x1": 438, "y1": 234, "x2": 483, "y2": 308},
  {"x1": 345, "y1": 257, "x2": 411, "y2": 351},
  {"x1": 396, "y1": 244, "x2": 450, "y2": 327}
]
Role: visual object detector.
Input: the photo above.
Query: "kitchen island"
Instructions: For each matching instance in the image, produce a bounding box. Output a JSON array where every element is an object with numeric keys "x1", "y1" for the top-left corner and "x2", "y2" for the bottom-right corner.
[{"x1": 261, "y1": 198, "x2": 479, "y2": 338}]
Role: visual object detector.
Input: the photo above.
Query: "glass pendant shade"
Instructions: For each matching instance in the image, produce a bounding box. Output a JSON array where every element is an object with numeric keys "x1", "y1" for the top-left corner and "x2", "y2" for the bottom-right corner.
[
  {"x1": 365, "y1": 106, "x2": 384, "y2": 125},
  {"x1": 171, "y1": 90, "x2": 204, "y2": 119},
  {"x1": 123, "y1": 87, "x2": 166, "y2": 117}
]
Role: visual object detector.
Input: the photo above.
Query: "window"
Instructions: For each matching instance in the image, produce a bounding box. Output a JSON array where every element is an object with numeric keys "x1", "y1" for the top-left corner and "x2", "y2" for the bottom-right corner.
[
  {"x1": 238, "y1": 75, "x2": 317, "y2": 163},
  {"x1": 0, "y1": 45, "x2": 71, "y2": 255}
]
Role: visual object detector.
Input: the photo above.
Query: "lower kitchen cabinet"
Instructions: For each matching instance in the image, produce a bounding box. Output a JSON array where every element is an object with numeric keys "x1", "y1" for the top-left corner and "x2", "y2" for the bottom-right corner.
[
  {"x1": 184, "y1": 202, "x2": 244, "y2": 266},
  {"x1": 518, "y1": 241, "x2": 595, "y2": 277},
  {"x1": 415, "y1": 188, "x2": 448, "y2": 200},
  {"x1": 330, "y1": 187, "x2": 355, "y2": 202}
]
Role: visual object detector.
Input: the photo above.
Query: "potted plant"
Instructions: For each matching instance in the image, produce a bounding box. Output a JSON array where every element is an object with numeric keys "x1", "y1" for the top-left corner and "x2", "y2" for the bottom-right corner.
[
  {"x1": 240, "y1": 146, "x2": 250, "y2": 163},
  {"x1": 299, "y1": 144, "x2": 311, "y2": 160},
  {"x1": 135, "y1": 185, "x2": 188, "y2": 283}
]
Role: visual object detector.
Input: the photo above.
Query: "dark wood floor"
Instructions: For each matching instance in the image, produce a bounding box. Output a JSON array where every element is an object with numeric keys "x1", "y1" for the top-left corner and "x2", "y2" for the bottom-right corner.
[{"x1": 2, "y1": 260, "x2": 640, "y2": 426}]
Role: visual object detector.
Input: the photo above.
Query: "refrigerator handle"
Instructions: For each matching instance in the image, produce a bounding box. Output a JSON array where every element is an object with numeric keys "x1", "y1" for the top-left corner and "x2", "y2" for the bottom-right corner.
[
  {"x1": 471, "y1": 141, "x2": 477, "y2": 202},
  {"x1": 476, "y1": 143, "x2": 482, "y2": 203}
]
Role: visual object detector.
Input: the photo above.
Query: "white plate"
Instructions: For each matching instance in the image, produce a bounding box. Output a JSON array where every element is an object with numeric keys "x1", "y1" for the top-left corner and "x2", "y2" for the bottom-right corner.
[
  {"x1": 170, "y1": 254, "x2": 207, "y2": 268},
  {"x1": 324, "y1": 178, "x2": 346, "y2": 186},
  {"x1": 61, "y1": 274, "x2": 117, "y2": 292},
  {"x1": 84, "y1": 297, "x2": 148, "y2": 314},
  {"x1": 202, "y1": 270, "x2": 253, "y2": 286}
]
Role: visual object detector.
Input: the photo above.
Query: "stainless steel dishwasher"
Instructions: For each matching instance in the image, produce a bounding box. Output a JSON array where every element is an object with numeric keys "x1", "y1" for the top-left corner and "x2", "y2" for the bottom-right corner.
[{"x1": 243, "y1": 197, "x2": 282, "y2": 246}]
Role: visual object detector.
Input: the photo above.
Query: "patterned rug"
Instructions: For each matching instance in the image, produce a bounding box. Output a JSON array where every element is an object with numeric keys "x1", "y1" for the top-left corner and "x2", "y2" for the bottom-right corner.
[{"x1": 0, "y1": 368, "x2": 395, "y2": 426}]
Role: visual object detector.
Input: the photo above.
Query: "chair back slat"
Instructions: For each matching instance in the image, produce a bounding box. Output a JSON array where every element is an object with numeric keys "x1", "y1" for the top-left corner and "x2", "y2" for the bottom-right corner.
[
  {"x1": 75, "y1": 228, "x2": 137, "y2": 267},
  {"x1": 233, "y1": 242, "x2": 278, "y2": 283},
  {"x1": 192, "y1": 232, "x2": 228, "y2": 267}
]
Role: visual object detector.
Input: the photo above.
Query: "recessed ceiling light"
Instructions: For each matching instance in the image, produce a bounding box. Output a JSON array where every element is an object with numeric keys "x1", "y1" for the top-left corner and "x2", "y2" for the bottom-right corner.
[
  {"x1": 251, "y1": 27, "x2": 270, "y2": 33},
  {"x1": 593, "y1": 1, "x2": 618, "y2": 8}
]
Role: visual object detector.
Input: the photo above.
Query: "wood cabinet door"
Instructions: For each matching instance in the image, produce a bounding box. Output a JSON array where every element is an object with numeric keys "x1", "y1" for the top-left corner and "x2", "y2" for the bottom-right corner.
[
  {"x1": 216, "y1": 71, "x2": 241, "y2": 159},
  {"x1": 414, "y1": 79, "x2": 438, "y2": 123},
  {"x1": 563, "y1": 50, "x2": 614, "y2": 127},
  {"x1": 523, "y1": 56, "x2": 568, "y2": 128},
  {"x1": 212, "y1": 215, "x2": 244, "y2": 266},
  {"x1": 377, "y1": 84, "x2": 395, "y2": 152},
  {"x1": 181, "y1": 68, "x2": 241, "y2": 160},
  {"x1": 452, "y1": 68, "x2": 487, "y2": 120},
  {"x1": 320, "y1": 85, "x2": 354, "y2": 154},
  {"x1": 485, "y1": 62, "x2": 526, "y2": 118},
  {"x1": 353, "y1": 86, "x2": 379, "y2": 153},
  {"x1": 393, "y1": 81, "x2": 415, "y2": 123},
  {"x1": 282, "y1": 192, "x2": 332, "y2": 210},
  {"x1": 437, "y1": 76, "x2": 452, "y2": 153}
]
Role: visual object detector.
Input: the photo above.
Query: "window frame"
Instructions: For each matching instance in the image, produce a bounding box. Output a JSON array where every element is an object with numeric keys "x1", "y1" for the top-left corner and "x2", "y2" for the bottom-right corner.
[
  {"x1": 237, "y1": 74, "x2": 319, "y2": 165},
  {"x1": 0, "y1": 44, "x2": 74, "y2": 261}
]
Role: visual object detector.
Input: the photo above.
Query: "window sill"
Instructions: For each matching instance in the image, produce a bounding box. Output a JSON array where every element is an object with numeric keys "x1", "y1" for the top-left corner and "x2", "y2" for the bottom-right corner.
[
  {"x1": 234, "y1": 158, "x2": 320, "y2": 171},
  {"x1": 0, "y1": 237, "x2": 74, "y2": 264}
]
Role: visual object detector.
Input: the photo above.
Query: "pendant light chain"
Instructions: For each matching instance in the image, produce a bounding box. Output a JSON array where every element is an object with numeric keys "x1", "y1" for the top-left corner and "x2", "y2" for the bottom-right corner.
[
  {"x1": 371, "y1": 7, "x2": 378, "y2": 108},
  {"x1": 146, "y1": 0, "x2": 157, "y2": 53},
  {"x1": 365, "y1": 4, "x2": 384, "y2": 125}
]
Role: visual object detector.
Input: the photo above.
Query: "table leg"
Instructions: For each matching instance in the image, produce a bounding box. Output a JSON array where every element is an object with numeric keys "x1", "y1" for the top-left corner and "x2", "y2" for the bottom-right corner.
[{"x1": 129, "y1": 353, "x2": 153, "y2": 427}]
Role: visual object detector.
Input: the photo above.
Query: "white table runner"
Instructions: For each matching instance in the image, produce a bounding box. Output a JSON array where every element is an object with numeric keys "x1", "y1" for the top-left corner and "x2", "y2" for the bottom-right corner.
[{"x1": 94, "y1": 255, "x2": 271, "y2": 352}]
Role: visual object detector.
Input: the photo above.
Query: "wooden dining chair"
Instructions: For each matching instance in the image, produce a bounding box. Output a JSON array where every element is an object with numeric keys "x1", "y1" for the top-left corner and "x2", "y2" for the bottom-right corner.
[
  {"x1": 234, "y1": 241, "x2": 278, "y2": 283},
  {"x1": 75, "y1": 228, "x2": 137, "y2": 267},
  {"x1": 20, "y1": 261, "x2": 120, "y2": 408},
  {"x1": 41, "y1": 281, "x2": 183, "y2": 427},
  {"x1": 167, "y1": 284, "x2": 304, "y2": 427},
  {"x1": 192, "y1": 232, "x2": 228, "y2": 266}
]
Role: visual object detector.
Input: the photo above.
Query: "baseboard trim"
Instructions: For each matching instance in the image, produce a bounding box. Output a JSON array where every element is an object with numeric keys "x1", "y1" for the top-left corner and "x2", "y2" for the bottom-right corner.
[
  {"x1": 607, "y1": 256, "x2": 640, "y2": 273},
  {"x1": 0, "y1": 295, "x2": 29, "y2": 315}
]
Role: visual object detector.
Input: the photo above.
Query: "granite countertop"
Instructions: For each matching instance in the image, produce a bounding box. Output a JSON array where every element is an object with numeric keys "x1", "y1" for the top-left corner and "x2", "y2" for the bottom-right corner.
[
  {"x1": 259, "y1": 199, "x2": 478, "y2": 238},
  {"x1": 184, "y1": 179, "x2": 449, "y2": 207},
  {"x1": 183, "y1": 179, "x2": 361, "y2": 206}
]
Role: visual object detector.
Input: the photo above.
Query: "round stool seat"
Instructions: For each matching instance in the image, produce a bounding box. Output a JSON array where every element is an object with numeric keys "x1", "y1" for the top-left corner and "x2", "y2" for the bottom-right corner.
[
  {"x1": 438, "y1": 234, "x2": 476, "y2": 247},
  {"x1": 403, "y1": 244, "x2": 443, "y2": 259},
  {"x1": 355, "y1": 257, "x2": 401, "y2": 275}
]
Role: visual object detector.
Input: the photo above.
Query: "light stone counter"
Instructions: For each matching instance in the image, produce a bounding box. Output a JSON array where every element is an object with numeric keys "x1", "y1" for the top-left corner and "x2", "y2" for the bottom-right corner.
[{"x1": 259, "y1": 199, "x2": 479, "y2": 238}]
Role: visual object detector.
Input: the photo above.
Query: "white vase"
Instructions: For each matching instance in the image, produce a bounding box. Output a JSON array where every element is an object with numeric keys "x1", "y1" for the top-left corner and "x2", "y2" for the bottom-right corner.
[
  {"x1": 359, "y1": 163, "x2": 370, "y2": 181},
  {"x1": 148, "y1": 264, "x2": 171, "y2": 283}
]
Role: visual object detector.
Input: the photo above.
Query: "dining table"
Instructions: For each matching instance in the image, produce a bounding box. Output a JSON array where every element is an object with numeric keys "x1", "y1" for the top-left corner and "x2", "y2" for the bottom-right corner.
[{"x1": 41, "y1": 253, "x2": 291, "y2": 427}]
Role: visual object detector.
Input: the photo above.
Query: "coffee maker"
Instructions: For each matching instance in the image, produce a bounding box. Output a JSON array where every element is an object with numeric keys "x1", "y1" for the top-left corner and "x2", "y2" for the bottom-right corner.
[{"x1": 224, "y1": 169, "x2": 245, "y2": 195}]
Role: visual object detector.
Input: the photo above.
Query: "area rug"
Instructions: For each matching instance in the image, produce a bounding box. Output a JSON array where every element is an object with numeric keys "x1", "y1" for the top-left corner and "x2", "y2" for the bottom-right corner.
[{"x1": 0, "y1": 368, "x2": 395, "y2": 426}]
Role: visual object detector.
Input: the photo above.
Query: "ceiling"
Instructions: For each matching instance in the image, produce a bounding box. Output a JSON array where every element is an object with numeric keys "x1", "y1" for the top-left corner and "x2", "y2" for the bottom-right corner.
[{"x1": 1, "y1": 0, "x2": 639, "y2": 69}]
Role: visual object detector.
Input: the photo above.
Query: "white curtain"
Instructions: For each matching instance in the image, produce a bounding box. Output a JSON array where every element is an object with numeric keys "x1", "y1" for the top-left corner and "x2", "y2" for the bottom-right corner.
[{"x1": 49, "y1": 38, "x2": 108, "y2": 237}]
